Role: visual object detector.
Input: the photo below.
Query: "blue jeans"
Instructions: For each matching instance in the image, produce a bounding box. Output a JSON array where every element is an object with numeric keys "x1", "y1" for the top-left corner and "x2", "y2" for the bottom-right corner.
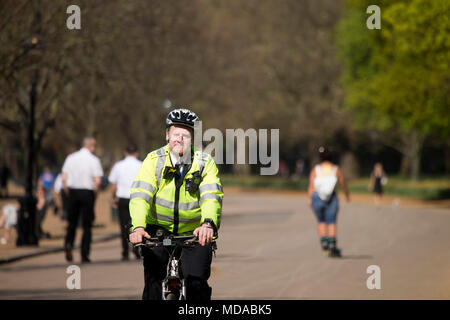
[{"x1": 311, "y1": 192, "x2": 339, "y2": 224}]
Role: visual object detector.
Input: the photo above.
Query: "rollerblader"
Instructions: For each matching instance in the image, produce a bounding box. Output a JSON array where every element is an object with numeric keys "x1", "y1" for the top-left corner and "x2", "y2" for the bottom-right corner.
[{"x1": 307, "y1": 147, "x2": 350, "y2": 258}]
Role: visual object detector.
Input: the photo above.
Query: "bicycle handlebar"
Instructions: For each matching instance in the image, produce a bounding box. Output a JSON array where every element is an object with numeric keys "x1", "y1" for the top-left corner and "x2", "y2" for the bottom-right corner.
[{"x1": 133, "y1": 234, "x2": 215, "y2": 249}]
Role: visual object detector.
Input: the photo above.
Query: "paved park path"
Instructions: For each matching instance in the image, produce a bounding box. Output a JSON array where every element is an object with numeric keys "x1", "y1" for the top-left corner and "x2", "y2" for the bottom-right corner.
[{"x1": 1, "y1": 191, "x2": 449, "y2": 299}]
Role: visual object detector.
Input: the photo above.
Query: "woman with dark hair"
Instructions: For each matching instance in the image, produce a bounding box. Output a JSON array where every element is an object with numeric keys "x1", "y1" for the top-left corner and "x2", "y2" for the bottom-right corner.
[{"x1": 307, "y1": 147, "x2": 350, "y2": 257}]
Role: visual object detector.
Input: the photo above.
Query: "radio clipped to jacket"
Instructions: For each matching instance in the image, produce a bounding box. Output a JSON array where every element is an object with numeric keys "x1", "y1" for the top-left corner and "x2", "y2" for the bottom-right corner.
[{"x1": 185, "y1": 171, "x2": 202, "y2": 194}]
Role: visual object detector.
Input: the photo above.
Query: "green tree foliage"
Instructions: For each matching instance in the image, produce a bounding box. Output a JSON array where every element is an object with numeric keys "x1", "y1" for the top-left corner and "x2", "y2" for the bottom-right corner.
[{"x1": 336, "y1": 0, "x2": 450, "y2": 179}]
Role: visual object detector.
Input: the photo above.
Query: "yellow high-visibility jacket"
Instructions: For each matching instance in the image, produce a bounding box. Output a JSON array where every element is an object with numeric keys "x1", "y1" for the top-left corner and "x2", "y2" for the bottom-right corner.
[{"x1": 129, "y1": 144, "x2": 223, "y2": 235}]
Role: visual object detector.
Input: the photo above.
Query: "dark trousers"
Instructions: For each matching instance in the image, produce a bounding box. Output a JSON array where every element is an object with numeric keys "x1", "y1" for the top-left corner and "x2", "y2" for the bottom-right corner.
[
  {"x1": 60, "y1": 191, "x2": 69, "y2": 220},
  {"x1": 36, "y1": 203, "x2": 48, "y2": 238},
  {"x1": 118, "y1": 198, "x2": 138, "y2": 258},
  {"x1": 141, "y1": 226, "x2": 213, "y2": 300},
  {"x1": 65, "y1": 189, "x2": 95, "y2": 259}
]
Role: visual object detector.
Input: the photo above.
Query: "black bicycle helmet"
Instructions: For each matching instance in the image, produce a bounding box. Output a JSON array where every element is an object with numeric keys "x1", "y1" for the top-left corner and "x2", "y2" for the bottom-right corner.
[{"x1": 166, "y1": 108, "x2": 199, "y2": 129}]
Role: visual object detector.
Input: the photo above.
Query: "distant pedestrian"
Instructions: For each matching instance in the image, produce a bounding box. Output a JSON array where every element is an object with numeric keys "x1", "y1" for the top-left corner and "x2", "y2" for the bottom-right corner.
[
  {"x1": 0, "y1": 203, "x2": 18, "y2": 244},
  {"x1": 278, "y1": 160, "x2": 289, "y2": 178},
  {"x1": 295, "y1": 159, "x2": 305, "y2": 177},
  {"x1": 39, "y1": 166, "x2": 55, "y2": 201},
  {"x1": 62, "y1": 137, "x2": 103, "y2": 263},
  {"x1": 369, "y1": 163, "x2": 387, "y2": 206},
  {"x1": 36, "y1": 186, "x2": 51, "y2": 239},
  {"x1": 36, "y1": 166, "x2": 57, "y2": 236},
  {"x1": 108, "y1": 143, "x2": 142, "y2": 261},
  {"x1": 307, "y1": 147, "x2": 350, "y2": 258}
]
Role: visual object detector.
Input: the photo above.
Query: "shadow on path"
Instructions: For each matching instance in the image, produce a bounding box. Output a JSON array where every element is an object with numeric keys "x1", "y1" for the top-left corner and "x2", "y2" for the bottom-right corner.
[
  {"x1": 0, "y1": 258, "x2": 141, "y2": 273},
  {"x1": 339, "y1": 254, "x2": 373, "y2": 260},
  {"x1": 0, "y1": 287, "x2": 140, "y2": 300}
]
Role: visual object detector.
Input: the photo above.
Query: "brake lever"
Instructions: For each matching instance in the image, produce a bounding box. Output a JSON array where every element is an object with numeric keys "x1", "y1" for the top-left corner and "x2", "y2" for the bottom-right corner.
[
  {"x1": 184, "y1": 238, "x2": 198, "y2": 246},
  {"x1": 134, "y1": 238, "x2": 157, "y2": 248}
]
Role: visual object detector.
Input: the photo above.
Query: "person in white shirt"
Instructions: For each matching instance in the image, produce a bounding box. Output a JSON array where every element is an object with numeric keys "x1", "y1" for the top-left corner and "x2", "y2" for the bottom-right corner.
[
  {"x1": 0, "y1": 204, "x2": 18, "y2": 244},
  {"x1": 108, "y1": 143, "x2": 142, "y2": 260},
  {"x1": 62, "y1": 137, "x2": 104, "y2": 263}
]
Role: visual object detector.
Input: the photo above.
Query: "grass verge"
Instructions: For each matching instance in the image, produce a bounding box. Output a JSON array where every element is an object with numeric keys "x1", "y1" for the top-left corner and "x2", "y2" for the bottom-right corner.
[{"x1": 221, "y1": 175, "x2": 450, "y2": 201}]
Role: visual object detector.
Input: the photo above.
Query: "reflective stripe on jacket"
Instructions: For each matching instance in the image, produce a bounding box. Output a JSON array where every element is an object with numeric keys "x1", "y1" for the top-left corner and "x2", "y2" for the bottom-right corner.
[{"x1": 129, "y1": 144, "x2": 223, "y2": 235}]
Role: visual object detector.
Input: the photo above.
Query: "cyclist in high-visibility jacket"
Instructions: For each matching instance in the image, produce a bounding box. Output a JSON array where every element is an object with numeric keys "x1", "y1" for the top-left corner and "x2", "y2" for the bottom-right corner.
[{"x1": 129, "y1": 108, "x2": 223, "y2": 300}]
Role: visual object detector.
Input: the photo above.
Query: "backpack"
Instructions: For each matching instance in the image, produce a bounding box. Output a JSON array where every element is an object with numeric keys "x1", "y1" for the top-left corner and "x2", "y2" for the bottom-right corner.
[{"x1": 313, "y1": 165, "x2": 338, "y2": 202}]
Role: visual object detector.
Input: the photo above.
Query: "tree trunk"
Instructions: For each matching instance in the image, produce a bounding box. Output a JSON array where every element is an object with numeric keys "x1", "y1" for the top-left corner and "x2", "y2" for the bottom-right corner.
[
  {"x1": 340, "y1": 152, "x2": 360, "y2": 180},
  {"x1": 444, "y1": 146, "x2": 450, "y2": 175},
  {"x1": 400, "y1": 131, "x2": 424, "y2": 181},
  {"x1": 399, "y1": 154, "x2": 410, "y2": 176}
]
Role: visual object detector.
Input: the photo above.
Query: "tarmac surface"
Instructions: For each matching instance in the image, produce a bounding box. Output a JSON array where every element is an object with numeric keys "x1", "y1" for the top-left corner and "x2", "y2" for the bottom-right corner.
[{"x1": 1, "y1": 187, "x2": 450, "y2": 299}]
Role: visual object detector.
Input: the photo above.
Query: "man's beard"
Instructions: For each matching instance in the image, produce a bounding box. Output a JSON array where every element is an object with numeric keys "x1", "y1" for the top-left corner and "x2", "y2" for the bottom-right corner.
[{"x1": 170, "y1": 144, "x2": 192, "y2": 164}]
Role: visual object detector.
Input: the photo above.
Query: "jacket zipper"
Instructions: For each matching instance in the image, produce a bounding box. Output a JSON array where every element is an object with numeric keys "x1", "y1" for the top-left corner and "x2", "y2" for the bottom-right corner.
[
  {"x1": 173, "y1": 161, "x2": 192, "y2": 235},
  {"x1": 173, "y1": 183, "x2": 180, "y2": 235},
  {"x1": 173, "y1": 171, "x2": 185, "y2": 235}
]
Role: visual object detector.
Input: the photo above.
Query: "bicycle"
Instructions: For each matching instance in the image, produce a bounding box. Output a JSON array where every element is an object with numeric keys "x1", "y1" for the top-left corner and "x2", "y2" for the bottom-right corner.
[{"x1": 133, "y1": 229, "x2": 217, "y2": 300}]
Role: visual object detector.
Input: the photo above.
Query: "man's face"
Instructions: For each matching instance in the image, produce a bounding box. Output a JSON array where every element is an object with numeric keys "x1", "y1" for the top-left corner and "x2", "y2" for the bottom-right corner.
[
  {"x1": 166, "y1": 125, "x2": 192, "y2": 156},
  {"x1": 88, "y1": 140, "x2": 96, "y2": 153}
]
